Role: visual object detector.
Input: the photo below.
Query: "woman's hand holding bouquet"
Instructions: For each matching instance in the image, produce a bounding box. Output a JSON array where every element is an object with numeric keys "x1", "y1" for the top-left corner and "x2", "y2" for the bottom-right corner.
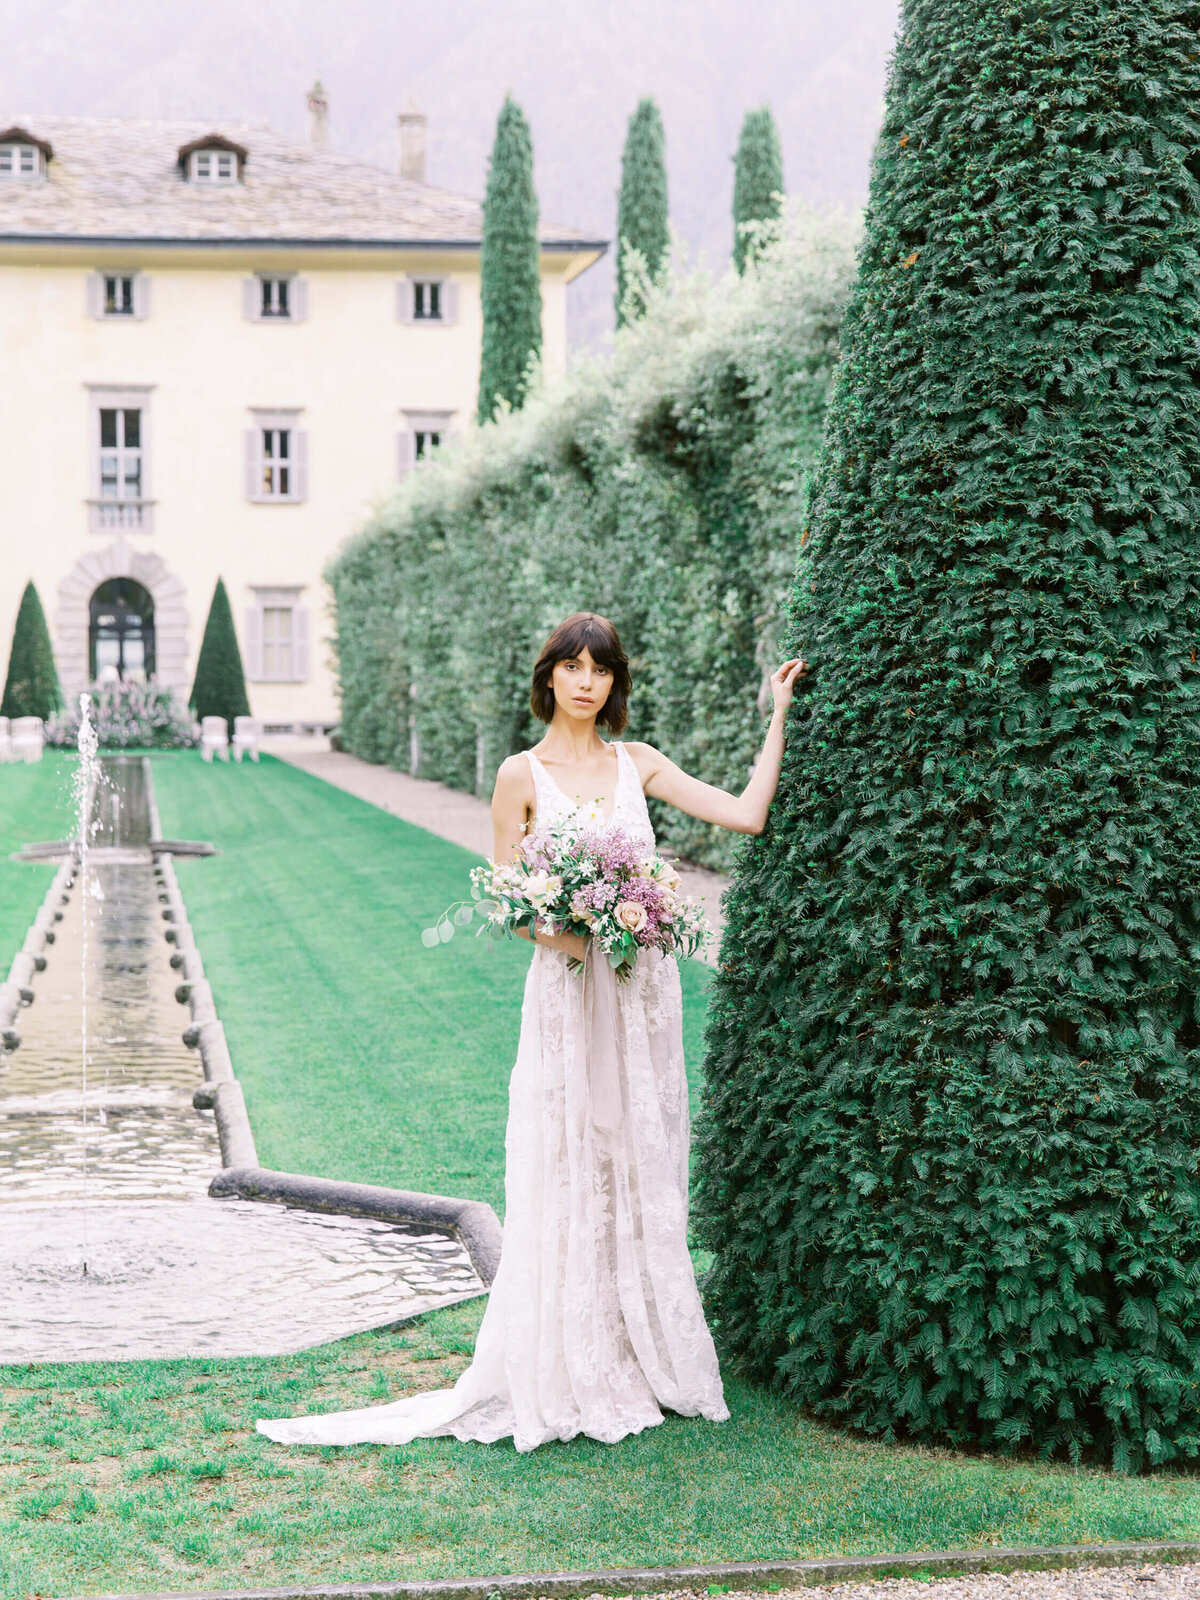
[{"x1": 423, "y1": 820, "x2": 711, "y2": 981}]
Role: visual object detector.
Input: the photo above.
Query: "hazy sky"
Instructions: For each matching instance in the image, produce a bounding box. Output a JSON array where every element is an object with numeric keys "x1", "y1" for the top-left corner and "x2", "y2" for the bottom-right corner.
[{"x1": 0, "y1": 0, "x2": 901, "y2": 345}]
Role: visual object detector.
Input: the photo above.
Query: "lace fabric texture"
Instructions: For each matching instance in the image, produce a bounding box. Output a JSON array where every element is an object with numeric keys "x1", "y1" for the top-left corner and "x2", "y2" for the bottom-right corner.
[{"x1": 257, "y1": 741, "x2": 729, "y2": 1451}]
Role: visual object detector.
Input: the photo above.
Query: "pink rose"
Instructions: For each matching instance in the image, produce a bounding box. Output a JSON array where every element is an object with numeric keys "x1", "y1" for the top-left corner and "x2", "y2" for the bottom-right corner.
[{"x1": 615, "y1": 899, "x2": 648, "y2": 934}]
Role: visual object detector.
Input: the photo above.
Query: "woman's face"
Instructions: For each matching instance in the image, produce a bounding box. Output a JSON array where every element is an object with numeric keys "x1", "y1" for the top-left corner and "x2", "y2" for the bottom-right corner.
[{"x1": 550, "y1": 646, "x2": 614, "y2": 723}]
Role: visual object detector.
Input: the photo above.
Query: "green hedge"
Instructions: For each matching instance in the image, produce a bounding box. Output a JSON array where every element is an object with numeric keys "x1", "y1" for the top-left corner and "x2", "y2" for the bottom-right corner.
[{"x1": 329, "y1": 208, "x2": 856, "y2": 870}]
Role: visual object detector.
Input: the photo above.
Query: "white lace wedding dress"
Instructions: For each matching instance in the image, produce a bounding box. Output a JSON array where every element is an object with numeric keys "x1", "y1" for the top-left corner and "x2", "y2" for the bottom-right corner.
[{"x1": 257, "y1": 741, "x2": 729, "y2": 1451}]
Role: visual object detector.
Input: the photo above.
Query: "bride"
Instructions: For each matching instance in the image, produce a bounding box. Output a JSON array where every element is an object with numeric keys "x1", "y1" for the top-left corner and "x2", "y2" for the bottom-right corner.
[{"x1": 258, "y1": 612, "x2": 805, "y2": 1452}]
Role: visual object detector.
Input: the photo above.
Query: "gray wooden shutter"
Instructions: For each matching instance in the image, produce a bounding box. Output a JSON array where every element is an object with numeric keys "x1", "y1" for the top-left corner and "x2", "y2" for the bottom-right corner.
[
  {"x1": 243, "y1": 276, "x2": 260, "y2": 321},
  {"x1": 86, "y1": 272, "x2": 105, "y2": 319},
  {"x1": 396, "y1": 279, "x2": 415, "y2": 324},
  {"x1": 397, "y1": 430, "x2": 416, "y2": 476},
  {"x1": 244, "y1": 607, "x2": 264, "y2": 680},
  {"x1": 441, "y1": 280, "x2": 459, "y2": 325},
  {"x1": 294, "y1": 607, "x2": 311, "y2": 681},
  {"x1": 244, "y1": 429, "x2": 260, "y2": 501},
  {"x1": 290, "y1": 277, "x2": 308, "y2": 322},
  {"x1": 131, "y1": 273, "x2": 151, "y2": 320},
  {"x1": 292, "y1": 430, "x2": 309, "y2": 501}
]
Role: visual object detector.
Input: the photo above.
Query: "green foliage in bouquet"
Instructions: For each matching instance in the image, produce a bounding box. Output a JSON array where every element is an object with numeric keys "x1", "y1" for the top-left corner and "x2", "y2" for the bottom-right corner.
[
  {"x1": 616, "y1": 97, "x2": 670, "y2": 326},
  {"x1": 695, "y1": 0, "x2": 1200, "y2": 1469},
  {"x1": 328, "y1": 207, "x2": 855, "y2": 871},
  {"x1": 478, "y1": 96, "x2": 543, "y2": 424},
  {"x1": 190, "y1": 578, "x2": 250, "y2": 729},
  {"x1": 732, "y1": 107, "x2": 784, "y2": 274},
  {"x1": 1, "y1": 581, "x2": 62, "y2": 721}
]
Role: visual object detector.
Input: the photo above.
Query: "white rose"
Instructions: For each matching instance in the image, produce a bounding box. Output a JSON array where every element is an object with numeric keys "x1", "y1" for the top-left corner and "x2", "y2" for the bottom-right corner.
[
  {"x1": 524, "y1": 871, "x2": 562, "y2": 910},
  {"x1": 615, "y1": 899, "x2": 648, "y2": 934}
]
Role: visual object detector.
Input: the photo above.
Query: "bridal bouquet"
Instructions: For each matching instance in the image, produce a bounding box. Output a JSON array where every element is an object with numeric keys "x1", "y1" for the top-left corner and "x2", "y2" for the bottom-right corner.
[{"x1": 423, "y1": 820, "x2": 712, "y2": 981}]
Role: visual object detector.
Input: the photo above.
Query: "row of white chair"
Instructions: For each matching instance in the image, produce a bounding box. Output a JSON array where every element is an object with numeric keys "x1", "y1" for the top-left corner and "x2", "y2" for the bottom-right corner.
[
  {"x1": 200, "y1": 716, "x2": 261, "y2": 763},
  {"x1": 0, "y1": 716, "x2": 44, "y2": 763}
]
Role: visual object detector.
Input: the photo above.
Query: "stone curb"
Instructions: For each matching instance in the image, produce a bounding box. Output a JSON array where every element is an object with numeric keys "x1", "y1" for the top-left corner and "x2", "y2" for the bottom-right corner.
[
  {"x1": 0, "y1": 856, "x2": 74, "y2": 1050},
  {"x1": 57, "y1": 1540, "x2": 1200, "y2": 1600},
  {"x1": 209, "y1": 1166, "x2": 503, "y2": 1287}
]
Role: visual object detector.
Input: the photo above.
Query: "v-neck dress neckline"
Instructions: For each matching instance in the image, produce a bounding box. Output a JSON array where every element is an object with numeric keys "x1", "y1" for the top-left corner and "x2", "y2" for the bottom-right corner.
[{"x1": 525, "y1": 743, "x2": 628, "y2": 831}]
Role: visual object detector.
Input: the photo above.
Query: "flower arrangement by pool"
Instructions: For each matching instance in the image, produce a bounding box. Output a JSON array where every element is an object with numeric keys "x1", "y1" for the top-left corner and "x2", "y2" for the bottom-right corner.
[
  {"x1": 423, "y1": 821, "x2": 712, "y2": 980},
  {"x1": 45, "y1": 681, "x2": 197, "y2": 750}
]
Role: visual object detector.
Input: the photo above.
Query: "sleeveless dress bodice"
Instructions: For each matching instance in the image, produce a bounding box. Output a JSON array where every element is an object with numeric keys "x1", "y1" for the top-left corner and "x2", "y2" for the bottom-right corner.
[{"x1": 258, "y1": 742, "x2": 728, "y2": 1451}]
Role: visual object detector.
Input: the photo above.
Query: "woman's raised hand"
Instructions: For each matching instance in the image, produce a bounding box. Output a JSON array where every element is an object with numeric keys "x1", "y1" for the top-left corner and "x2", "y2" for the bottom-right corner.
[{"x1": 770, "y1": 658, "x2": 808, "y2": 714}]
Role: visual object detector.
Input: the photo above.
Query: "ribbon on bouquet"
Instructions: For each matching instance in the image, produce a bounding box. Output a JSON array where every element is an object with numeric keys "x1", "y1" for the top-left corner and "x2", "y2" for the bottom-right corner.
[{"x1": 584, "y1": 944, "x2": 624, "y2": 1133}]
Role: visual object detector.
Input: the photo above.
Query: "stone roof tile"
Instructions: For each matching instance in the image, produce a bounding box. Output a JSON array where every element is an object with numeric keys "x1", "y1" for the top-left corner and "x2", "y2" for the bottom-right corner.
[{"x1": 0, "y1": 115, "x2": 604, "y2": 251}]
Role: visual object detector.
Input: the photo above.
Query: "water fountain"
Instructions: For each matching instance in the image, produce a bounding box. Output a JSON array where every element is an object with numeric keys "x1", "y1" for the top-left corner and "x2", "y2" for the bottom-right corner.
[{"x1": 0, "y1": 719, "x2": 498, "y2": 1364}]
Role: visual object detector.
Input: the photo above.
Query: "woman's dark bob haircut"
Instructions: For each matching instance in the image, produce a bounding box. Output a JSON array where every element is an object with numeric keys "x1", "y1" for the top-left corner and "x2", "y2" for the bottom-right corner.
[{"x1": 530, "y1": 612, "x2": 632, "y2": 734}]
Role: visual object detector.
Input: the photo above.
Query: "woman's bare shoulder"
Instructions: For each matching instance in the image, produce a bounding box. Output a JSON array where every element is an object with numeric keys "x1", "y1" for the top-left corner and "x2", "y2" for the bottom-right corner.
[
  {"x1": 494, "y1": 752, "x2": 534, "y2": 794},
  {"x1": 619, "y1": 741, "x2": 668, "y2": 780}
]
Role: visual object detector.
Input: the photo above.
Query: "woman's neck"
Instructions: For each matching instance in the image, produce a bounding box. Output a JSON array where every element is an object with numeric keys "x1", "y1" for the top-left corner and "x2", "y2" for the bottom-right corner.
[{"x1": 539, "y1": 715, "x2": 609, "y2": 765}]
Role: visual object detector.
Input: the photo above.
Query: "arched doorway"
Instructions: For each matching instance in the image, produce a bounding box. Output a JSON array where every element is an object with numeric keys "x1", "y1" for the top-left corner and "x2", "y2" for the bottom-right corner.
[{"x1": 89, "y1": 578, "x2": 156, "y2": 682}]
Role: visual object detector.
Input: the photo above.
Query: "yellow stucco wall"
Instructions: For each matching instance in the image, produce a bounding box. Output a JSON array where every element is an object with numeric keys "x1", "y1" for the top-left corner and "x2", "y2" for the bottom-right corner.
[{"x1": 0, "y1": 246, "x2": 578, "y2": 728}]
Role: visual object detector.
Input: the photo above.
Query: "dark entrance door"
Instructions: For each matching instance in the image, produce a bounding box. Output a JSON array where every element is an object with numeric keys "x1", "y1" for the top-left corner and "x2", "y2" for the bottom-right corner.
[{"x1": 89, "y1": 579, "x2": 156, "y2": 682}]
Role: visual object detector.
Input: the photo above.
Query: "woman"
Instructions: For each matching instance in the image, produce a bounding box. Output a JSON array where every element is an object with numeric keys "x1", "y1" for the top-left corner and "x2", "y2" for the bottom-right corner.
[{"x1": 258, "y1": 612, "x2": 806, "y2": 1451}]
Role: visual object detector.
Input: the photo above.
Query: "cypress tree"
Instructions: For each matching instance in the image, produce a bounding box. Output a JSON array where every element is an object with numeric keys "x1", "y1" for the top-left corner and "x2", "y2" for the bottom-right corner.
[
  {"x1": 732, "y1": 106, "x2": 783, "y2": 274},
  {"x1": 190, "y1": 578, "x2": 250, "y2": 728},
  {"x1": 615, "y1": 98, "x2": 669, "y2": 326},
  {"x1": 1, "y1": 581, "x2": 62, "y2": 720},
  {"x1": 477, "y1": 96, "x2": 542, "y2": 424},
  {"x1": 695, "y1": 0, "x2": 1200, "y2": 1470}
]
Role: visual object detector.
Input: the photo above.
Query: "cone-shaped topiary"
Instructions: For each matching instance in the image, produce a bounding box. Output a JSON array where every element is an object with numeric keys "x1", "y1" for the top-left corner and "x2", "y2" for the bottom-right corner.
[
  {"x1": 1, "y1": 580, "x2": 62, "y2": 721},
  {"x1": 477, "y1": 96, "x2": 542, "y2": 424},
  {"x1": 732, "y1": 106, "x2": 784, "y2": 274},
  {"x1": 616, "y1": 97, "x2": 669, "y2": 326},
  {"x1": 190, "y1": 578, "x2": 250, "y2": 729},
  {"x1": 695, "y1": 1, "x2": 1200, "y2": 1470}
]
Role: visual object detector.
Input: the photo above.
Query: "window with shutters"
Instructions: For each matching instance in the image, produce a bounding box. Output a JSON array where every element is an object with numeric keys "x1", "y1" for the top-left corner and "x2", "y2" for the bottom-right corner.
[
  {"x1": 246, "y1": 410, "x2": 307, "y2": 503},
  {"x1": 86, "y1": 385, "x2": 154, "y2": 533},
  {"x1": 87, "y1": 271, "x2": 150, "y2": 320},
  {"x1": 245, "y1": 273, "x2": 307, "y2": 322},
  {"x1": 397, "y1": 277, "x2": 459, "y2": 326},
  {"x1": 397, "y1": 411, "x2": 454, "y2": 475},
  {"x1": 245, "y1": 588, "x2": 311, "y2": 682}
]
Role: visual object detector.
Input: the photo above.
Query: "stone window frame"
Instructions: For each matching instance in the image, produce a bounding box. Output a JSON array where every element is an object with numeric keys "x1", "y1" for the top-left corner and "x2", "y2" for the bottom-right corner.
[
  {"x1": 86, "y1": 270, "x2": 151, "y2": 320},
  {"x1": 243, "y1": 273, "x2": 308, "y2": 323},
  {"x1": 244, "y1": 586, "x2": 311, "y2": 683},
  {"x1": 245, "y1": 408, "x2": 308, "y2": 504},
  {"x1": 396, "y1": 276, "x2": 459, "y2": 326},
  {"x1": 397, "y1": 410, "x2": 454, "y2": 475},
  {"x1": 86, "y1": 384, "x2": 156, "y2": 535}
]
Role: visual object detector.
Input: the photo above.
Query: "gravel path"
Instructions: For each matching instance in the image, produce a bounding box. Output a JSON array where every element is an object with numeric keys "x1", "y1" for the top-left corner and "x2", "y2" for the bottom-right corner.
[{"x1": 583, "y1": 1569, "x2": 1200, "y2": 1600}]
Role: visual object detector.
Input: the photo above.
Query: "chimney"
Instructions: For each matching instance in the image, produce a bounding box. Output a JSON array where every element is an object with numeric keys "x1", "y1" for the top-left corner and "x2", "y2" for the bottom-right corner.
[
  {"x1": 397, "y1": 99, "x2": 426, "y2": 182},
  {"x1": 306, "y1": 79, "x2": 329, "y2": 148}
]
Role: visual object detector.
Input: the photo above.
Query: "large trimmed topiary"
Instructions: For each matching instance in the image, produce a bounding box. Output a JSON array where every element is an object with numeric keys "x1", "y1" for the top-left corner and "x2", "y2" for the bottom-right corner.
[
  {"x1": 1, "y1": 580, "x2": 62, "y2": 721},
  {"x1": 695, "y1": 0, "x2": 1200, "y2": 1470},
  {"x1": 732, "y1": 106, "x2": 784, "y2": 274},
  {"x1": 477, "y1": 96, "x2": 542, "y2": 424},
  {"x1": 615, "y1": 98, "x2": 669, "y2": 326},
  {"x1": 190, "y1": 578, "x2": 250, "y2": 729}
]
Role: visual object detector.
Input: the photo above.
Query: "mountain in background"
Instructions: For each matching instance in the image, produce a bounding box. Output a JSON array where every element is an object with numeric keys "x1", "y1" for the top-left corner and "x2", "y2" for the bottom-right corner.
[{"x1": 0, "y1": 0, "x2": 898, "y2": 346}]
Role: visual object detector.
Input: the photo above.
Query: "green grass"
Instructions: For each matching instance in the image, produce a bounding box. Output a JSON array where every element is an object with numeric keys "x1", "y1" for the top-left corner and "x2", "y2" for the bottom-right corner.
[
  {"x1": 0, "y1": 751, "x2": 74, "y2": 958},
  {"x1": 2, "y1": 751, "x2": 1198, "y2": 1597}
]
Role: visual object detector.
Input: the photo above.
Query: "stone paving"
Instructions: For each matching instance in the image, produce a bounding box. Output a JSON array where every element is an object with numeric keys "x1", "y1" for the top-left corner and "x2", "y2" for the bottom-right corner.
[
  {"x1": 700, "y1": 1565, "x2": 1200, "y2": 1600},
  {"x1": 273, "y1": 745, "x2": 730, "y2": 958}
]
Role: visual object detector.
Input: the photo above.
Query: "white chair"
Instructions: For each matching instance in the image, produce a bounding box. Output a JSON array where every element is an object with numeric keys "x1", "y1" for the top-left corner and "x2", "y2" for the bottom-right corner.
[
  {"x1": 0, "y1": 717, "x2": 11, "y2": 763},
  {"x1": 231, "y1": 716, "x2": 261, "y2": 763},
  {"x1": 200, "y1": 716, "x2": 229, "y2": 763},
  {"x1": 10, "y1": 717, "x2": 43, "y2": 763}
]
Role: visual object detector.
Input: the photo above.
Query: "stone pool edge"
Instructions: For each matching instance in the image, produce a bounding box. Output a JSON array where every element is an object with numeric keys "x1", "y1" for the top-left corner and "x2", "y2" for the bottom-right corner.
[
  {"x1": 59, "y1": 1540, "x2": 1200, "y2": 1600},
  {"x1": 153, "y1": 763, "x2": 503, "y2": 1291},
  {"x1": 0, "y1": 855, "x2": 72, "y2": 1053}
]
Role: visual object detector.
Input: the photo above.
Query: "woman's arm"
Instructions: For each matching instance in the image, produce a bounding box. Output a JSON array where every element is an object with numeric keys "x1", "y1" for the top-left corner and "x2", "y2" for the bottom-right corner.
[
  {"x1": 490, "y1": 755, "x2": 588, "y2": 959},
  {"x1": 630, "y1": 658, "x2": 807, "y2": 835}
]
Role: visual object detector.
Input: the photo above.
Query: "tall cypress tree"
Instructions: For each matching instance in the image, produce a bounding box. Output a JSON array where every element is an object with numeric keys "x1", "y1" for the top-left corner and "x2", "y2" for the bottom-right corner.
[
  {"x1": 1, "y1": 581, "x2": 62, "y2": 720},
  {"x1": 190, "y1": 578, "x2": 250, "y2": 728},
  {"x1": 615, "y1": 98, "x2": 669, "y2": 326},
  {"x1": 696, "y1": 1, "x2": 1200, "y2": 1469},
  {"x1": 477, "y1": 96, "x2": 542, "y2": 424},
  {"x1": 732, "y1": 106, "x2": 783, "y2": 274}
]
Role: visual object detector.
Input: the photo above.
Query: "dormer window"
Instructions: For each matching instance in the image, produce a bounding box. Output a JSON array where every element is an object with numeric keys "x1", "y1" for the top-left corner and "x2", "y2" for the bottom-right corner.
[
  {"x1": 190, "y1": 148, "x2": 237, "y2": 183},
  {"x1": 177, "y1": 134, "x2": 247, "y2": 184},
  {"x1": 0, "y1": 127, "x2": 51, "y2": 182}
]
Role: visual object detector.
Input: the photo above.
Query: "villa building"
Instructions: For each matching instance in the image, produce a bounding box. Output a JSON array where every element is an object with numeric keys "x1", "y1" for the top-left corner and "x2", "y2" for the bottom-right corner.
[{"x1": 0, "y1": 97, "x2": 604, "y2": 729}]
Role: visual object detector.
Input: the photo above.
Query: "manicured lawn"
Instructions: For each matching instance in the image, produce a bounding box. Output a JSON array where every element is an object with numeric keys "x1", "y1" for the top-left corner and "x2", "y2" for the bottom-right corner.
[
  {"x1": 1, "y1": 752, "x2": 1198, "y2": 1597},
  {"x1": 0, "y1": 751, "x2": 74, "y2": 960}
]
